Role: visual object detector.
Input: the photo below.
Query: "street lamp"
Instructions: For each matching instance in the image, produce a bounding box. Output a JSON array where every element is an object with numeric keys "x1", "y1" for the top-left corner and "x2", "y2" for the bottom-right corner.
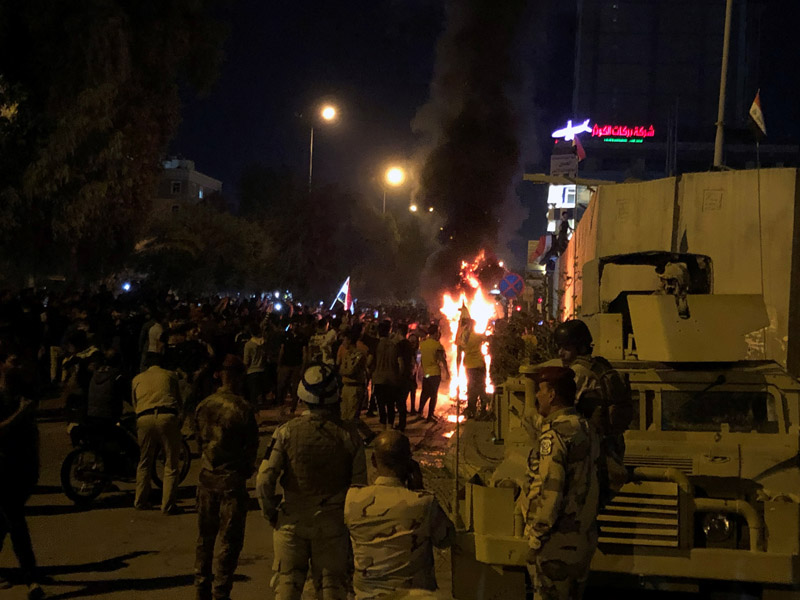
[
  {"x1": 308, "y1": 104, "x2": 338, "y2": 191},
  {"x1": 383, "y1": 165, "x2": 406, "y2": 214}
]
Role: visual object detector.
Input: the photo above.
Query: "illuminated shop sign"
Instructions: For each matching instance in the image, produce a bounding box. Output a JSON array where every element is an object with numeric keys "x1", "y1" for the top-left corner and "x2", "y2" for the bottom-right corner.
[{"x1": 552, "y1": 119, "x2": 656, "y2": 143}]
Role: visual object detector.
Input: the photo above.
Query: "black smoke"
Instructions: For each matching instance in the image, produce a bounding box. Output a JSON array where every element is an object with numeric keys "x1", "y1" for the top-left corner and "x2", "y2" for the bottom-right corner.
[{"x1": 413, "y1": 0, "x2": 529, "y2": 300}]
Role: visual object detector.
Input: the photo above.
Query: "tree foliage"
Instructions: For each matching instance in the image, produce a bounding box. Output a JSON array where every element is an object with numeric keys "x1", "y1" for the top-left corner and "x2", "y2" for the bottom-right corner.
[
  {"x1": 133, "y1": 201, "x2": 273, "y2": 294},
  {"x1": 489, "y1": 312, "x2": 556, "y2": 384},
  {"x1": 0, "y1": 0, "x2": 226, "y2": 284}
]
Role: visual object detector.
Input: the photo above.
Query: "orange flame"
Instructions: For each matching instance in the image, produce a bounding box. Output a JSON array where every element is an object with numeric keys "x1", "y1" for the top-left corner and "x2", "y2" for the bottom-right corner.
[{"x1": 439, "y1": 251, "x2": 501, "y2": 406}]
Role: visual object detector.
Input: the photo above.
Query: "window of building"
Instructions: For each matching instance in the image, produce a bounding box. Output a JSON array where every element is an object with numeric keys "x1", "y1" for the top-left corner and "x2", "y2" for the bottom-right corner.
[
  {"x1": 171, "y1": 204, "x2": 180, "y2": 214},
  {"x1": 171, "y1": 181, "x2": 181, "y2": 195},
  {"x1": 198, "y1": 187, "x2": 204, "y2": 199}
]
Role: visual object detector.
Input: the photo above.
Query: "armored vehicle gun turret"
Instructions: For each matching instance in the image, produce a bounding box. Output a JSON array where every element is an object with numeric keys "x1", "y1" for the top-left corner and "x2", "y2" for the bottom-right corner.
[{"x1": 449, "y1": 252, "x2": 800, "y2": 599}]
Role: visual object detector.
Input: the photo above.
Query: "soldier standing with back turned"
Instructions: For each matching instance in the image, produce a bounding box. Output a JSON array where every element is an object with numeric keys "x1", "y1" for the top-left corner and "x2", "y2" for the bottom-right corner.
[
  {"x1": 194, "y1": 354, "x2": 259, "y2": 600},
  {"x1": 345, "y1": 430, "x2": 454, "y2": 599},
  {"x1": 256, "y1": 363, "x2": 367, "y2": 600},
  {"x1": 524, "y1": 366, "x2": 600, "y2": 600}
]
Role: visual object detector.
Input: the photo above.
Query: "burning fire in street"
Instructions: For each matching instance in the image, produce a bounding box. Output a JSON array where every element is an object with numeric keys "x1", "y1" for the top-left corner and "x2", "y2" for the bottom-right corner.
[{"x1": 438, "y1": 251, "x2": 502, "y2": 412}]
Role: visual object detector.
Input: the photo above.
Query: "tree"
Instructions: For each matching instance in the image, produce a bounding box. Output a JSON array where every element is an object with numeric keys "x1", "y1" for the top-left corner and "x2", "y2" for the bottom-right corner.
[
  {"x1": 0, "y1": 0, "x2": 227, "y2": 284},
  {"x1": 133, "y1": 202, "x2": 274, "y2": 294}
]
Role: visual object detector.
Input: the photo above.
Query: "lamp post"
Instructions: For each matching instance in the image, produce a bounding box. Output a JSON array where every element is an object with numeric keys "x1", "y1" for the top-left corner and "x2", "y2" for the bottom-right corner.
[
  {"x1": 383, "y1": 166, "x2": 406, "y2": 213},
  {"x1": 309, "y1": 104, "x2": 337, "y2": 191}
]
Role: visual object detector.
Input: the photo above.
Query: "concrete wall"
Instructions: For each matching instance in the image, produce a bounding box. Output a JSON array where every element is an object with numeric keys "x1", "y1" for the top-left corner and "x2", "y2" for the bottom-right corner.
[
  {"x1": 676, "y1": 168, "x2": 799, "y2": 368},
  {"x1": 558, "y1": 177, "x2": 677, "y2": 317},
  {"x1": 557, "y1": 168, "x2": 800, "y2": 374}
]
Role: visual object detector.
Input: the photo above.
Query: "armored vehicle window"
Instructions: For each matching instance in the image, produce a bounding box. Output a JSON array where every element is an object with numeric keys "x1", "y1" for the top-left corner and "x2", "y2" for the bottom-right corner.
[{"x1": 661, "y1": 390, "x2": 778, "y2": 433}]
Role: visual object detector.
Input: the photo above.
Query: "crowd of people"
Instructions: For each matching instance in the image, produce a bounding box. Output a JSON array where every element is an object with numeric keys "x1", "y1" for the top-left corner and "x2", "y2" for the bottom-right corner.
[
  {"x1": 0, "y1": 287, "x2": 461, "y2": 600},
  {"x1": 0, "y1": 284, "x2": 632, "y2": 600}
]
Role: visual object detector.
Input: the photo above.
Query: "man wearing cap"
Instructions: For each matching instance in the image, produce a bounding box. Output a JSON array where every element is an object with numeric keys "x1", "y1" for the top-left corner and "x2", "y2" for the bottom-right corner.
[
  {"x1": 131, "y1": 351, "x2": 183, "y2": 514},
  {"x1": 256, "y1": 363, "x2": 367, "y2": 600},
  {"x1": 345, "y1": 430, "x2": 454, "y2": 599},
  {"x1": 194, "y1": 355, "x2": 259, "y2": 600},
  {"x1": 523, "y1": 366, "x2": 600, "y2": 600}
]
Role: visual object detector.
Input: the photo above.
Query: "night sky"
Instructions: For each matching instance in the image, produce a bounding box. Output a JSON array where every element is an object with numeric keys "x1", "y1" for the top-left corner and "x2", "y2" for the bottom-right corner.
[
  {"x1": 170, "y1": 0, "x2": 444, "y2": 202},
  {"x1": 169, "y1": 0, "x2": 800, "y2": 266}
]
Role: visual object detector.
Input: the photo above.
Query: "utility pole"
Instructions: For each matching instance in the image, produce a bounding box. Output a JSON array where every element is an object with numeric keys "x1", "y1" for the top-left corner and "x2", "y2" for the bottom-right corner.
[
  {"x1": 713, "y1": 0, "x2": 734, "y2": 168},
  {"x1": 308, "y1": 126, "x2": 314, "y2": 192}
]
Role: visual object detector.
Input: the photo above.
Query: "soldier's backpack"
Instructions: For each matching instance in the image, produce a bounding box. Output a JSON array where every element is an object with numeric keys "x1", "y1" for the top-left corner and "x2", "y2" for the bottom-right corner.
[
  {"x1": 573, "y1": 355, "x2": 633, "y2": 438},
  {"x1": 339, "y1": 348, "x2": 364, "y2": 380},
  {"x1": 573, "y1": 355, "x2": 633, "y2": 508}
]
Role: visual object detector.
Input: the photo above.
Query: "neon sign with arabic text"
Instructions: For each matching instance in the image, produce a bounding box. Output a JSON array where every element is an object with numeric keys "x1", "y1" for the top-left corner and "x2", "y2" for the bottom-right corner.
[
  {"x1": 591, "y1": 124, "x2": 655, "y2": 139},
  {"x1": 552, "y1": 119, "x2": 656, "y2": 144}
]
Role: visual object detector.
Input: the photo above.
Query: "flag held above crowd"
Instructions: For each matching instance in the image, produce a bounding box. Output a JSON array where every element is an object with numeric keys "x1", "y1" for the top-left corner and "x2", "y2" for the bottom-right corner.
[{"x1": 330, "y1": 276, "x2": 354, "y2": 313}]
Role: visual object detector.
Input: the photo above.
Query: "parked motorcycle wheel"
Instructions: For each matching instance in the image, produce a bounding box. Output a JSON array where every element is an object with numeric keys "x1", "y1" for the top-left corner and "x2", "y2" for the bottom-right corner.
[
  {"x1": 151, "y1": 439, "x2": 192, "y2": 488},
  {"x1": 61, "y1": 447, "x2": 107, "y2": 506}
]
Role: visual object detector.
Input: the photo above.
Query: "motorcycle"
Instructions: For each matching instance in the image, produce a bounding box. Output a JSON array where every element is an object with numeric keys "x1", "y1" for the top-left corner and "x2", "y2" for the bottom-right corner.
[{"x1": 60, "y1": 413, "x2": 192, "y2": 506}]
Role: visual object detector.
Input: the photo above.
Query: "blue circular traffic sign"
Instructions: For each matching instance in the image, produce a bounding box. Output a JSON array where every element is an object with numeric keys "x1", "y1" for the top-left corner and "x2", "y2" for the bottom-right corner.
[{"x1": 499, "y1": 273, "x2": 524, "y2": 299}]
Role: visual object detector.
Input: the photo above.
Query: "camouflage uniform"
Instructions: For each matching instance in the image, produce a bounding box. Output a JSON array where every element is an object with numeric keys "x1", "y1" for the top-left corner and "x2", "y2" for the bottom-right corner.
[
  {"x1": 345, "y1": 477, "x2": 454, "y2": 600},
  {"x1": 194, "y1": 386, "x2": 259, "y2": 600},
  {"x1": 256, "y1": 409, "x2": 367, "y2": 600},
  {"x1": 523, "y1": 407, "x2": 600, "y2": 600}
]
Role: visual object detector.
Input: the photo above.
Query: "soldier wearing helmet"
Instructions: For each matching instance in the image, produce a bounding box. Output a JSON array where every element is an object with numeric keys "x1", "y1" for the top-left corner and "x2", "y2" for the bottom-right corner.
[
  {"x1": 544, "y1": 319, "x2": 610, "y2": 429},
  {"x1": 546, "y1": 319, "x2": 633, "y2": 498},
  {"x1": 256, "y1": 363, "x2": 367, "y2": 600},
  {"x1": 548, "y1": 319, "x2": 596, "y2": 403}
]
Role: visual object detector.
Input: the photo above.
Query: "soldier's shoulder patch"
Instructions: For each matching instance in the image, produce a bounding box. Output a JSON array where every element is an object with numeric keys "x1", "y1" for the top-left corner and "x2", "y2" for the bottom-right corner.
[{"x1": 540, "y1": 436, "x2": 553, "y2": 456}]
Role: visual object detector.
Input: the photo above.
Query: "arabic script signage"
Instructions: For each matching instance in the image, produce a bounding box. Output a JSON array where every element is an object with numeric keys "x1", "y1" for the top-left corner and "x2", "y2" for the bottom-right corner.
[
  {"x1": 591, "y1": 124, "x2": 655, "y2": 139},
  {"x1": 552, "y1": 119, "x2": 656, "y2": 144}
]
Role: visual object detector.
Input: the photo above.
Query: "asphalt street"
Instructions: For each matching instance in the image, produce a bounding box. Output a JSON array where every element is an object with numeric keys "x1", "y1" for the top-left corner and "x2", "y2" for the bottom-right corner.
[
  {"x1": 0, "y1": 404, "x2": 456, "y2": 600},
  {"x1": 0, "y1": 399, "x2": 723, "y2": 600}
]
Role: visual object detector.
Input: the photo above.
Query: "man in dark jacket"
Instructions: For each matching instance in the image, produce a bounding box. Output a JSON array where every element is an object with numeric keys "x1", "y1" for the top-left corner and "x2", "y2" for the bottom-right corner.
[{"x1": 0, "y1": 348, "x2": 44, "y2": 599}]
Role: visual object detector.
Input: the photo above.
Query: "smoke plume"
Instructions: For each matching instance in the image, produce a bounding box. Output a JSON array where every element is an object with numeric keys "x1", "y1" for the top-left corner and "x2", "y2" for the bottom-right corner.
[{"x1": 413, "y1": 0, "x2": 529, "y2": 301}]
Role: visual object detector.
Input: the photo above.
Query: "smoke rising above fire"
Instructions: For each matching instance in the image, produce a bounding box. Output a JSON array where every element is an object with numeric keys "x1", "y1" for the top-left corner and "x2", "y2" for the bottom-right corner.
[{"x1": 413, "y1": 0, "x2": 529, "y2": 298}]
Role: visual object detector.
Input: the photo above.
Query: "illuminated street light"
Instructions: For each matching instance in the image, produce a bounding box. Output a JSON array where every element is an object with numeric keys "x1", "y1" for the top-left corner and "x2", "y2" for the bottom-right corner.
[
  {"x1": 385, "y1": 166, "x2": 405, "y2": 186},
  {"x1": 409, "y1": 204, "x2": 418, "y2": 212},
  {"x1": 308, "y1": 103, "x2": 338, "y2": 191},
  {"x1": 321, "y1": 105, "x2": 337, "y2": 121},
  {"x1": 428, "y1": 206, "x2": 434, "y2": 212},
  {"x1": 382, "y1": 165, "x2": 407, "y2": 214}
]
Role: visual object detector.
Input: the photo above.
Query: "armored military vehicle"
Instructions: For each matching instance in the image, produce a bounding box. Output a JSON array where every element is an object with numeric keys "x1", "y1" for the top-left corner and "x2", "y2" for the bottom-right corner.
[{"x1": 448, "y1": 251, "x2": 800, "y2": 599}]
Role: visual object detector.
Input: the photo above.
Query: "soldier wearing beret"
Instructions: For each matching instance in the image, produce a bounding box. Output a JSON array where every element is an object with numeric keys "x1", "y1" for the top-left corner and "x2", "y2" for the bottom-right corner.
[{"x1": 523, "y1": 366, "x2": 600, "y2": 600}]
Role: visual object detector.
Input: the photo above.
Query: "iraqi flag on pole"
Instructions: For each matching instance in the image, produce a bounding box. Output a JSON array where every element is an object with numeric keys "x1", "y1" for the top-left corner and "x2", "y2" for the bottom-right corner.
[
  {"x1": 573, "y1": 135, "x2": 587, "y2": 161},
  {"x1": 330, "y1": 276, "x2": 354, "y2": 313},
  {"x1": 749, "y1": 90, "x2": 767, "y2": 140}
]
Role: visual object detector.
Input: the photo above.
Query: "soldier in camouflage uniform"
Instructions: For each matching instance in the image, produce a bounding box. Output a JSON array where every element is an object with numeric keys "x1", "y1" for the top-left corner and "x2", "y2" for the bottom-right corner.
[
  {"x1": 194, "y1": 354, "x2": 259, "y2": 600},
  {"x1": 256, "y1": 363, "x2": 367, "y2": 600},
  {"x1": 547, "y1": 319, "x2": 632, "y2": 460},
  {"x1": 523, "y1": 366, "x2": 600, "y2": 600},
  {"x1": 345, "y1": 430, "x2": 454, "y2": 599}
]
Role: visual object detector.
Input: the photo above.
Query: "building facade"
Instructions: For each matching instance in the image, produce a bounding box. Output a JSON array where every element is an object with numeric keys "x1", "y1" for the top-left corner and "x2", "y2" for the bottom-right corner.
[{"x1": 154, "y1": 158, "x2": 223, "y2": 214}]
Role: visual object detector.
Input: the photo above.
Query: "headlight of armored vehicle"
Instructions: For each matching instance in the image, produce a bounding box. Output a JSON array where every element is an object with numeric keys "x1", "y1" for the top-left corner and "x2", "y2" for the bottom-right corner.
[{"x1": 702, "y1": 513, "x2": 732, "y2": 543}]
